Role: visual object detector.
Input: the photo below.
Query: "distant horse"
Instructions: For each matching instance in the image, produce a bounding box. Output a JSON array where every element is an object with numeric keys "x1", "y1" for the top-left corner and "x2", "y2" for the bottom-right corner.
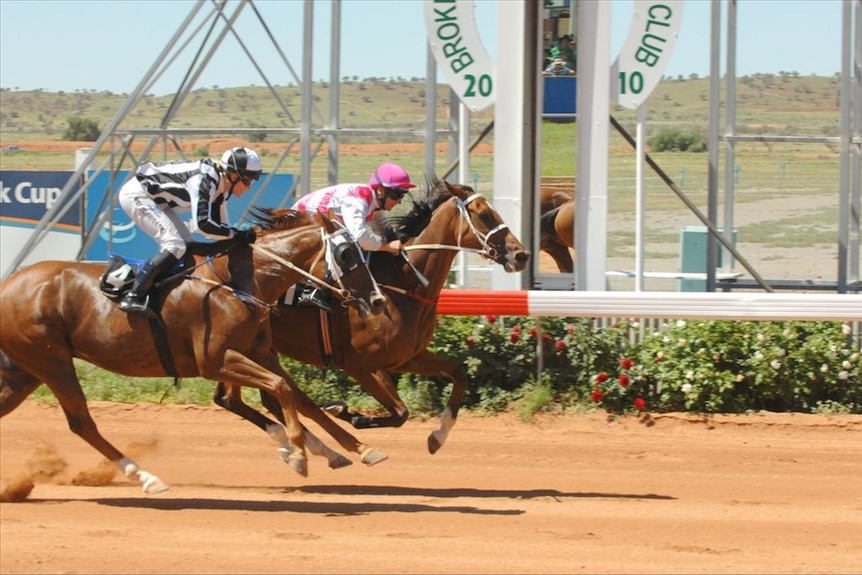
[
  {"x1": 0, "y1": 209, "x2": 387, "y2": 493},
  {"x1": 215, "y1": 177, "x2": 530, "y2": 458},
  {"x1": 539, "y1": 185, "x2": 575, "y2": 273}
]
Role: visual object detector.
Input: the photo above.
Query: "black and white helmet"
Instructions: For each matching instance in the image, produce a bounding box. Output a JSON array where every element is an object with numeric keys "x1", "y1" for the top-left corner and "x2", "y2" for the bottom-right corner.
[{"x1": 221, "y1": 147, "x2": 262, "y2": 181}]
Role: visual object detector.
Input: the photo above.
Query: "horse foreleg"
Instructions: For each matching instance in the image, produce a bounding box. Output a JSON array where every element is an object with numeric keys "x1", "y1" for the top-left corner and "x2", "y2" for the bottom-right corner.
[
  {"x1": 255, "y1": 389, "x2": 353, "y2": 470},
  {"x1": 259, "y1": 372, "x2": 388, "y2": 466},
  {"x1": 219, "y1": 350, "x2": 308, "y2": 477},
  {"x1": 395, "y1": 351, "x2": 467, "y2": 454}
]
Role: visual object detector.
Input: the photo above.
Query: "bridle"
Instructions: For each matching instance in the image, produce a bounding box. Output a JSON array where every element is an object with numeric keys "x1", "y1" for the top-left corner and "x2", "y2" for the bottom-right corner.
[{"x1": 404, "y1": 192, "x2": 510, "y2": 265}]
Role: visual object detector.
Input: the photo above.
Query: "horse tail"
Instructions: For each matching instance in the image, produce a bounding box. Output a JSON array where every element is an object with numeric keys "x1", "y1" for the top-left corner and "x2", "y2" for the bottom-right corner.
[{"x1": 0, "y1": 348, "x2": 42, "y2": 418}]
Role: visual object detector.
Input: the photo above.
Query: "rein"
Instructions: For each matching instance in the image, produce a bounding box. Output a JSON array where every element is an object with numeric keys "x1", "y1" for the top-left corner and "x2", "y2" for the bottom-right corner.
[
  {"x1": 180, "y1": 225, "x2": 358, "y2": 311},
  {"x1": 379, "y1": 283, "x2": 437, "y2": 306}
]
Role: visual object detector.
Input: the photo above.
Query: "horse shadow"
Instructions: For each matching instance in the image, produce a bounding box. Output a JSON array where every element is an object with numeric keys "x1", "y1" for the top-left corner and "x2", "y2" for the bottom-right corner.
[{"x1": 55, "y1": 483, "x2": 674, "y2": 515}]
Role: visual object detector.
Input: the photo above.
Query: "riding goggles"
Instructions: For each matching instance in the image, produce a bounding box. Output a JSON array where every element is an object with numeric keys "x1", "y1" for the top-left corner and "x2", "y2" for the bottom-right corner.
[{"x1": 386, "y1": 187, "x2": 409, "y2": 200}]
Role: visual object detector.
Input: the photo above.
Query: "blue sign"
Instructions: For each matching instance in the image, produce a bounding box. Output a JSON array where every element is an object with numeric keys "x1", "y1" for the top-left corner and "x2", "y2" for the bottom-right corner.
[
  {"x1": 84, "y1": 172, "x2": 296, "y2": 261},
  {"x1": 543, "y1": 76, "x2": 577, "y2": 120},
  {"x1": 0, "y1": 171, "x2": 82, "y2": 229}
]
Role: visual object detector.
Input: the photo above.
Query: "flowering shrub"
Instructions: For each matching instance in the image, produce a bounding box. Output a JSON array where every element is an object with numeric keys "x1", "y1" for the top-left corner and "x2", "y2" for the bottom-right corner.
[{"x1": 283, "y1": 317, "x2": 861, "y2": 418}]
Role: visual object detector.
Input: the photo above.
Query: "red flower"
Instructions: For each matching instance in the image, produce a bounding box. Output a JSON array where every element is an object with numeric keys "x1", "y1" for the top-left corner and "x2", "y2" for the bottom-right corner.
[
  {"x1": 633, "y1": 397, "x2": 646, "y2": 411},
  {"x1": 619, "y1": 357, "x2": 634, "y2": 370},
  {"x1": 566, "y1": 323, "x2": 575, "y2": 334},
  {"x1": 590, "y1": 389, "x2": 604, "y2": 402},
  {"x1": 528, "y1": 327, "x2": 537, "y2": 338},
  {"x1": 618, "y1": 374, "x2": 630, "y2": 388},
  {"x1": 542, "y1": 333, "x2": 552, "y2": 343},
  {"x1": 512, "y1": 324, "x2": 522, "y2": 334},
  {"x1": 486, "y1": 315, "x2": 497, "y2": 323},
  {"x1": 595, "y1": 372, "x2": 609, "y2": 383},
  {"x1": 510, "y1": 332, "x2": 520, "y2": 344},
  {"x1": 555, "y1": 340, "x2": 566, "y2": 351},
  {"x1": 465, "y1": 336, "x2": 475, "y2": 347}
]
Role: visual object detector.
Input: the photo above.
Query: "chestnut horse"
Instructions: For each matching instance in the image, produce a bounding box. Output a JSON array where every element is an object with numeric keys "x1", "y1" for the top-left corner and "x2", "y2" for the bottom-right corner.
[
  {"x1": 0, "y1": 209, "x2": 387, "y2": 493},
  {"x1": 215, "y1": 177, "x2": 530, "y2": 460},
  {"x1": 539, "y1": 185, "x2": 575, "y2": 273}
]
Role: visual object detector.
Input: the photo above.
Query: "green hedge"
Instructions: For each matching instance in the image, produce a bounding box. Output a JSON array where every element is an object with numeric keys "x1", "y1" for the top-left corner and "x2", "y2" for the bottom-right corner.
[{"x1": 285, "y1": 316, "x2": 862, "y2": 418}]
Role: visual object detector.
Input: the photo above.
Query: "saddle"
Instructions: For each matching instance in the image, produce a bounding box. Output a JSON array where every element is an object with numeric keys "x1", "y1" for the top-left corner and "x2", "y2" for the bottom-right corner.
[{"x1": 98, "y1": 253, "x2": 187, "y2": 301}]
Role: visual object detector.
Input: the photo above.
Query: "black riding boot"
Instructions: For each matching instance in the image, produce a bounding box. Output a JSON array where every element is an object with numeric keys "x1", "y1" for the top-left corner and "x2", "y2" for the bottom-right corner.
[{"x1": 119, "y1": 252, "x2": 179, "y2": 318}]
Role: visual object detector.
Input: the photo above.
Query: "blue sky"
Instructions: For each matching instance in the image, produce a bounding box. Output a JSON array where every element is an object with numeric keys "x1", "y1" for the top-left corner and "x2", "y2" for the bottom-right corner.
[{"x1": 0, "y1": 0, "x2": 848, "y2": 95}]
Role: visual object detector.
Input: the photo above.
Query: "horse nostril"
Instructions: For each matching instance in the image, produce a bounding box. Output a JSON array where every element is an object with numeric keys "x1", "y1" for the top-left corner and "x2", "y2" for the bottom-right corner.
[{"x1": 370, "y1": 293, "x2": 387, "y2": 314}]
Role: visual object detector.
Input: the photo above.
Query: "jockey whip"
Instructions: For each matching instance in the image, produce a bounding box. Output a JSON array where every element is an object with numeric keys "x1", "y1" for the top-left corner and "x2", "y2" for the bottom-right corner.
[{"x1": 401, "y1": 250, "x2": 430, "y2": 288}]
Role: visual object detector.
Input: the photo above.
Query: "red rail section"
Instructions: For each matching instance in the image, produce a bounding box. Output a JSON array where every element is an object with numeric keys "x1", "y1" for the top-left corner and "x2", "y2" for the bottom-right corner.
[{"x1": 437, "y1": 289, "x2": 529, "y2": 316}]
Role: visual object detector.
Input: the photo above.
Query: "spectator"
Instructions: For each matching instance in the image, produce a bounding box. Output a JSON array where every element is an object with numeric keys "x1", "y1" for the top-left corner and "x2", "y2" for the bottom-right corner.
[
  {"x1": 556, "y1": 34, "x2": 577, "y2": 71},
  {"x1": 543, "y1": 58, "x2": 575, "y2": 76}
]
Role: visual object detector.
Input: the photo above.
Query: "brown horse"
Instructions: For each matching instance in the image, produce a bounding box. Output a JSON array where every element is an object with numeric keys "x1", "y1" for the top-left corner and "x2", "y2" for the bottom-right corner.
[
  {"x1": 215, "y1": 177, "x2": 530, "y2": 459},
  {"x1": 539, "y1": 185, "x2": 575, "y2": 273},
  {"x1": 0, "y1": 209, "x2": 387, "y2": 493}
]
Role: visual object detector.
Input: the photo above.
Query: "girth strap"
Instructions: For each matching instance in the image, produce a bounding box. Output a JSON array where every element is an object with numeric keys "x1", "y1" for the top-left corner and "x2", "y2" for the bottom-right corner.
[
  {"x1": 317, "y1": 308, "x2": 336, "y2": 369},
  {"x1": 147, "y1": 315, "x2": 182, "y2": 393}
]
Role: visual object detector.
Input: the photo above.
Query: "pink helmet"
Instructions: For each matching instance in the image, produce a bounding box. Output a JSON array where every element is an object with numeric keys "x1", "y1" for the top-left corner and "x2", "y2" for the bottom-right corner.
[{"x1": 369, "y1": 163, "x2": 416, "y2": 190}]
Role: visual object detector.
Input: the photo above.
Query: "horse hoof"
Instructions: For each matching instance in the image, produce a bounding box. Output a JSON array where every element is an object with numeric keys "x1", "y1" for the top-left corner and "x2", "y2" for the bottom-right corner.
[
  {"x1": 427, "y1": 434, "x2": 442, "y2": 455},
  {"x1": 143, "y1": 475, "x2": 170, "y2": 494},
  {"x1": 289, "y1": 458, "x2": 309, "y2": 477},
  {"x1": 329, "y1": 454, "x2": 353, "y2": 470},
  {"x1": 279, "y1": 447, "x2": 309, "y2": 477},
  {"x1": 323, "y1": 401, "x2": 347, "y2": 416},
  {"x1": 359, "y1": 447, "x2": 388, "y2": 466}
]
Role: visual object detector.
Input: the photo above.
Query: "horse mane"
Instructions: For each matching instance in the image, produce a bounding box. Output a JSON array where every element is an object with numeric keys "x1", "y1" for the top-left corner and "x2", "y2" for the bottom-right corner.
[
  {"x1": 385, "y1": 175, "x2": 459, "y2": 242},
  {"x1": 246, "y1": 206, "x2": 317, "y2": 235}
]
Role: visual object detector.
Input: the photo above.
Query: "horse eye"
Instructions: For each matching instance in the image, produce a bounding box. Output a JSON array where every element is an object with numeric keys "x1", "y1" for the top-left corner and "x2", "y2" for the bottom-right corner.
[{"x1": 479, "y1": 211, "x2": 496, "y2": 228}]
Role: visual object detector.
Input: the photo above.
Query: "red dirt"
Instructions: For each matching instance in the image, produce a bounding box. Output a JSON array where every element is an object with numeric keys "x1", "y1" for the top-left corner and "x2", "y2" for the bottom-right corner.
[{"x1": 2, "y1": 400, "x2": 860, "y2": 574}]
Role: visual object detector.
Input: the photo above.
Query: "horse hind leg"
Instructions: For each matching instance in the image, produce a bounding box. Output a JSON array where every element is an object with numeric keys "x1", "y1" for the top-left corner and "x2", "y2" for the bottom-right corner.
[
  {"x1": 0, "y1": 352, "x2": 42, "y2": 417},
  {"x1": 324, "y1": 370, "x2": 409, "y2": 430},
  {"x1": 4, "y1": 354, "x2": 168, "y2": 493}
]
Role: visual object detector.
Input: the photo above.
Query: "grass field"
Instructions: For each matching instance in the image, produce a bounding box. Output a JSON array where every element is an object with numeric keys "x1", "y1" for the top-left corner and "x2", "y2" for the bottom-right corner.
[{"x1": 0, "y1": 73, "x2": 855, "y2": 289}]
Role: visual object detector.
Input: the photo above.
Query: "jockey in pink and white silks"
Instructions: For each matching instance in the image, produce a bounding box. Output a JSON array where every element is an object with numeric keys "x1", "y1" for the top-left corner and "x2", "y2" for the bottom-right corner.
[{"x1": 292, "y1": 162, "x2": 416, "y2": 310}]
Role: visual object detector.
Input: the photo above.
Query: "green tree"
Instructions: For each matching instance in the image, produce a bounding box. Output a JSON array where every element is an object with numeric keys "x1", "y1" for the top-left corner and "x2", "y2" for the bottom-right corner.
[{"x1": 62, "y1": 117, "x2": 100, "y2": 141}]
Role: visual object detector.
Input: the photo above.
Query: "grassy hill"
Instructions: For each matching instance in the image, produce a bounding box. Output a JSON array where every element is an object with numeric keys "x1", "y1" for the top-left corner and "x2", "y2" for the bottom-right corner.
[{"x1": 0, "y1": 72, "x2": 843, "y2": 144}]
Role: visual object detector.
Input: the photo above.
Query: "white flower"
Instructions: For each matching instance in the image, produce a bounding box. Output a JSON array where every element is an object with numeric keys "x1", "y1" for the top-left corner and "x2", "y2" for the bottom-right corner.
[
  {"x1": 842, "y1": 323, "x2": 852, "y2": 335},
  {"x1": 842, "y1": 360, "x2": 852, "y2": 369},
  {"x1": 678, "y1": 338, "x2": 687, "y2": 347},
  {"x1": 681, "y1": 383, "x2": 693, "y2": 394},
  {"x1": 676, "y1": 320, "x2": 687, "y2": 328},
  {"x1": 685, "y1": 370, "x2": 694, "y2": 381},
  {"x1": 630, "y1": 321, "x2": 640, "y2": 328},
  {"x1": 713, "y1": 353, "x2": 721, "y2": 361},
  {"x1": 771, "y1": 360, "x2": 782, "y2": 370},
  {"x1": 755, "y1": 351, "x2": 764, "y2": 360},
  {"x1": 656, "y1": 351, "x2": 665, "y2": 360},
  {"x1": 820, "y1": 364, "x2": 830, "y2": 373},
  {"x1": 777, "y1": 348, "x2": 786, "y2": 357},
  {"x1": 838, "y1": 371, "x2": 849, "y2": 380},
  {"x1": 783, "y1": 328, "x2": 792, "y2": 338},
  {"x1": 663, "y1": 336, "x2": 672, "y2": 344},
  {"x1": 736, "y1": 374, "x2": 745, "y2": 382},
  {"x1": 757, "y1": 332, "x2": 766, "y2": 342},
  {"x1": 851, "y1": 353, "x2": 860, "y2": 362}
]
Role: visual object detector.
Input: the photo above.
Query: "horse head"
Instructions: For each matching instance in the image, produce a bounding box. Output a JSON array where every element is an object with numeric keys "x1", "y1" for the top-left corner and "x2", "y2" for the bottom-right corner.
[
  {"x1": 248, "y1": 207, "x2": 386, "y2": 316},
  {"x1": 436, "y1": 177, "x2": 530, "y2": 273}
]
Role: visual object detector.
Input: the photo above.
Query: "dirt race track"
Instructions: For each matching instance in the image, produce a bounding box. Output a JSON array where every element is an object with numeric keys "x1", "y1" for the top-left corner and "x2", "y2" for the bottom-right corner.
[{"x1": 1, "y1": 401, "x2": 861, "y2": 574}]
